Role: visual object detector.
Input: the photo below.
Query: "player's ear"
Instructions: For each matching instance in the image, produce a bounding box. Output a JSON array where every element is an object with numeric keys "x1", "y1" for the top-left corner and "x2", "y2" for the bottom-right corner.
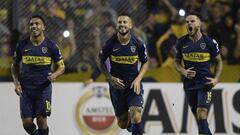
[
  {"x1": 199, "y1": 20, "x2": 201, "y2": 27},
  {"x1": 129, "y1": 24, "x2": 132, "y2": 29},
  {"x1": 129, "y1": 20, "x2": 133, "y2": 29},
  {"x1": 42, "y1": 24, "x2": 46, "y2": 31}
]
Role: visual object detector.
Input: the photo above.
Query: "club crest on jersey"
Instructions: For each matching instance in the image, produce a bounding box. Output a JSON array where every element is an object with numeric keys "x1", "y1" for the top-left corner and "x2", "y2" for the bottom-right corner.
[
  {"x1": 42, "y1": 47, "x2": 48, "y2": 54},
  {"x1": 130, "y1": 46, "x2": 136, "y2": 53},
  {"x1": 200, "y1": 43, "x2": 206, "y2": 50}
]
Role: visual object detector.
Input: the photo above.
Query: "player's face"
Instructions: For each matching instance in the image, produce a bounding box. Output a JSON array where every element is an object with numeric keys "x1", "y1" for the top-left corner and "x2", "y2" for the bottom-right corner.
[
  {"x1": 116, "y1": 16, "x2": 132, "y2": 35},
  {"x1": 185, "y1": 15, "x2": 201, "y2": 36},
  {"x1": 29, "y1": 18, "x2": 45, "y2": 37}
]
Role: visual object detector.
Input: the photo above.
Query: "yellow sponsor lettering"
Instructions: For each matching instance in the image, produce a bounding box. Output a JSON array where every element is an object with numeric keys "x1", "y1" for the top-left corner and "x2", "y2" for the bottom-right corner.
[
  {"x1": 22, "y1": 56, "x2": 52, "y2": 65},
  {"x1": 182, "y1": 52, "x2": 210, "y2": 62},
  {"x1": 110, "y1": 55, "x2": 139, "y2": 64}
]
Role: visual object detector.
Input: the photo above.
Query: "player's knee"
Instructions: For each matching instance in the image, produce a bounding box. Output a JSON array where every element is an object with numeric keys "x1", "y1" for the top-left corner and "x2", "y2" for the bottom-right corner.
[
  {"x1": 129, "y1": 107, "x2": 142, "y2": 123},
  {"x1": 117, "y1": 112, "x2": 130, "y2": 129},
  {"x1": 22, "y1": 118, "x2": 33, "y2": 128},
  {"x1": 197, "y1": 107, "x2": 208, "y2": 120},
  {"x1": 117, "y1": 120, "x2": 128, "y2": 129},
  {"x1": 36, "y1": 115, "x2": 48, "y2": 129},
  {"x1": 131, "y1": 113, "x2": 142, "y2": 123},
  {"x1": 22, "y1": 119, "x2": 36, "y2": 134}
]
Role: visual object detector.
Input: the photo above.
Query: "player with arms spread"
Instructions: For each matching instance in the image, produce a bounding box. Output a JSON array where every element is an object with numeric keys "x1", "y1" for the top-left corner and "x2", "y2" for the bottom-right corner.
[
  {"x1": 11, "y1": 15, "x2": 65, "y2": 135},
  {"x1": 174, "y1": 13, "x2": 222, "y2": 135},
  {"x1": 97, "y1": 14, "x2": 148, "y2": 135}
]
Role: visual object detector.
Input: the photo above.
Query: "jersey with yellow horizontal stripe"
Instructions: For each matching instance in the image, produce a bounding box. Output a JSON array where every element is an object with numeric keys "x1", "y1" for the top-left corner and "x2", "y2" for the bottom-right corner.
[
  {"x1": 13, "y1": 38, "x2": 63, "y2": 89},
  {"x1": 175, "y1": 34, "x2": 220, "y2": 90},
  {"x1": 99, "y1": 33, "x2": 148, "y2": 84}
]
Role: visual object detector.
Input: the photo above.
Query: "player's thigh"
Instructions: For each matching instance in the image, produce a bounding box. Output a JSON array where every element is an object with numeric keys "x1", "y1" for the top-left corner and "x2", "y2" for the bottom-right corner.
[
  {"x1": 20, "y1": 90, "x2": 34, "y2": 118},
  {"x1": 109, "y1": 87, "x2": 129, "y2": 117},
  {"x1": 127, "y1": 86, "x2": 144, "y2": 108},
  {"x1": 35, "y1": 85, "x2": 52, "y2": 117},
  {"x1": 197, "y1": 89, "x2": 212, "y2": 109},
  {"x1": 185, "y1": 90, "x2": 198, "y2": 115}
]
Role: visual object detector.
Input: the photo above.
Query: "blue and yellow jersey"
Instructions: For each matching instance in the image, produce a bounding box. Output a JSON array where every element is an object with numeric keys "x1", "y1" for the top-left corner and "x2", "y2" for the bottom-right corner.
[
  {"x1": 175, "y1": 34, "x2": 220, "y2": 90},
  {"x1": 13, "y1": 38, "x2": 63, "y2": 89},
  {"x1": 99, "y1": 33, "x2": 148, "y2": 84}
]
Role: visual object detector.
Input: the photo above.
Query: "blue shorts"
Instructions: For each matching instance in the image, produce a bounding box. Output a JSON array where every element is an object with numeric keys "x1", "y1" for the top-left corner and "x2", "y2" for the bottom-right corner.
[
  {"x1": 109, "y1": 84, "x2": 144, "y2": 117},
  {"x1": 20, "y1": 84, "x2": 52, "y2": 118},
  {"x1": 185, "y1": 88, "x2": 212, "y2": 115}
]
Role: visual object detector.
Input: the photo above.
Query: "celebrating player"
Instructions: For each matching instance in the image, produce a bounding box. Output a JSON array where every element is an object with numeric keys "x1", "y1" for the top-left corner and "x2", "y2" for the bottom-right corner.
[
  {"x1": 97, "y1": 14, "x2": 148, "y2": 135},
  {"x1": 174, "y1": 13, "x2": 222, "y2": 135},
  {"x1": 11, "y1": 15, "x2": 65, "y2": 135}
]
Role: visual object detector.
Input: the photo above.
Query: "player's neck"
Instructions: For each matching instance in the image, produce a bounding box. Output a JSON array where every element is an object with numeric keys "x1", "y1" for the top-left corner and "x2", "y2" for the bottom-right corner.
[
  {"x1": 189, "y1": 31, "x2": 202, "y2": 42},
  {"x1": 117, "y1": 32, "x2": 131, "y2": 45},
  {"x1": 30, "y1": 34, "x2": 45, "y2": 46}
]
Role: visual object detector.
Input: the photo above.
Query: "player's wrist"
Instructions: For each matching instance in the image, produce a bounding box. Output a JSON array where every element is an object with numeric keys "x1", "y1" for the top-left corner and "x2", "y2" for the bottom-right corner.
[
  {"x1": 106, "y1": 74, "x2": 112, "y2": 81},
  {"x1": 14, "y1": 80, "x2": 20, "y2": 86},
  {"x1": 181, "y1": 70, "x2": 187, "y2": 77},
  {"x1": 214, "y1": 77, "x2": 219, "y2": 83}
]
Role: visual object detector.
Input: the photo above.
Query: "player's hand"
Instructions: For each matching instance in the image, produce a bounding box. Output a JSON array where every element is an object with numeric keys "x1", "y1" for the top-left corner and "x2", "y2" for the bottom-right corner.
[
  {"x1": 14, "y1": 81, "x2": 22, "y2": 96},
  {"x1": 47, "y1": 72, "x2": 57, "y2": 82},
  {"x1": 84, "y1": 78, "x2": 94, "y2": 86},
  {"x1": 183, "y1": 67, "x2": 196, "y2": 79},
  {"x1": 205, "y1": 77, "x2": 218, "y2": 87},
  {"x1": 130, "y1": 78, "x2": 141, "y2": 95},
  {"x1": 108, "y1": 76, "x2": 125, "y2": 89}
]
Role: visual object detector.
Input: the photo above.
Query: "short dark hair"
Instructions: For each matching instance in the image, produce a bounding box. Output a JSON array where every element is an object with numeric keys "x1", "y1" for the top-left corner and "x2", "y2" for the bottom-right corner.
[
  {"x1": 29, "y1": 14, "x2": 46, "y2": 26},
  {"x1": 186, "y1": 12, "x2": 202, "y2": 21}
]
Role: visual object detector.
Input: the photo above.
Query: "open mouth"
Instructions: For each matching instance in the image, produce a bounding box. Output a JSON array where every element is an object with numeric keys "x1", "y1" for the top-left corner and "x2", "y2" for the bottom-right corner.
[{"x1": 188, "y1": 26, "x2": 193, "y2": 32}]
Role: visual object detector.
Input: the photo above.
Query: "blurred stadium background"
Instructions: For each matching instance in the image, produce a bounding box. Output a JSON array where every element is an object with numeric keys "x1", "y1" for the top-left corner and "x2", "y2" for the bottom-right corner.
[{"x1": 0, "y1": 0, "x2": 239, "y2": 82}]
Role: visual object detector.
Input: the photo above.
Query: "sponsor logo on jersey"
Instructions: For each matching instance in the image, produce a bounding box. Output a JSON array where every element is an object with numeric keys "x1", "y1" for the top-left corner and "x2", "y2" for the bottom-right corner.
[
  {"x1": 110, "y1": 55, "x2": 139, "y2": 64},
  {"x1": 182, "y1": 45, "x2": 189, "y2": 48},
  {"x1": 23, "y1": 49, "x2": 31, "y2": 52},
  {"x1": 22, "y1": 56, "x2": 51, "y2": 65},
  {"x1": 112, "y1": 48, "x2": 120, "y2": 52},
  {"x1": 182, "y1": 52, "x2": 210, "y2": 62}
]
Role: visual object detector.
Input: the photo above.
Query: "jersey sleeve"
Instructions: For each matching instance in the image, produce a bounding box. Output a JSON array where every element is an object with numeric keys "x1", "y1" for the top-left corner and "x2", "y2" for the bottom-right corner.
[
  {"x1": 138, "y1": 40, "x2": 148, "y2": 64},
  {"x1": 209, "y1": 39, "x2": 220, "y2": 58},
  {"x1": 99, "y1": 39, "x2": 112, "y2": 61},
  {"x1": 13, "y1": 43, "x2": 22, "y2": 63},
  {"x1": 174, "y1": 39, "x2": 182, "y2": 59},
  {"x1": 51, "y1": 43, "x2": 63, "y2": 62}
]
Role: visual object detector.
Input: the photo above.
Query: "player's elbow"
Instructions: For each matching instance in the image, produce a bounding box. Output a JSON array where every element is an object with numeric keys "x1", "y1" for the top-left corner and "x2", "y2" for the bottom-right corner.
[
  {"x1": 60, "y1": 66, "x2": 65, "y2": 74},
  {"x1": 141, "y1": 61, "x2": 149, "y2": 71}
]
